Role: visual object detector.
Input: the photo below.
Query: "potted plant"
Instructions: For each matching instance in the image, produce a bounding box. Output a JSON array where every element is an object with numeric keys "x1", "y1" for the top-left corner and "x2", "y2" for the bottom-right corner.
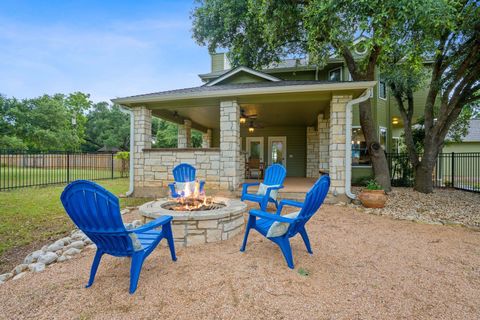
[{"x1": 358, "y1": 179, "x2": 387, "y2": 208}]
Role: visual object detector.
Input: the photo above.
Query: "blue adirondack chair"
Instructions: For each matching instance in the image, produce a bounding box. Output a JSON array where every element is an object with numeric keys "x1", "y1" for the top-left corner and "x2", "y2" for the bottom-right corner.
[
  {"x1": 169, "y1": 163, "x2": 205, "y2": 198},
  {"x1": 240, "y1": 175, "x2": 330, "y2": 269},
  {"x1": 241, "y1": 164, "x2": 286, "y2": 211},
  {"x1": 60, "y1": 180, "x2": 176, "y2": 294}
]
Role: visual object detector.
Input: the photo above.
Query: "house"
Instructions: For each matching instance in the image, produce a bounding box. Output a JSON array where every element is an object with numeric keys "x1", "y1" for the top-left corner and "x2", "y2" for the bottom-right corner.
[
  {"x1": 112, "y1": 46, "x2": 431, "y2": 199},
  {"x1": 442, "y1": 119, "x2": 480, "y2": 153}
]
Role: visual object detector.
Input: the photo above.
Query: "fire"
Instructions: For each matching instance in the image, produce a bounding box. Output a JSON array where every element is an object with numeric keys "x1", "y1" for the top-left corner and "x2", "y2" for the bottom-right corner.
[{"x1": 175, "y1": 180, "x2": 212, "y2": 211}]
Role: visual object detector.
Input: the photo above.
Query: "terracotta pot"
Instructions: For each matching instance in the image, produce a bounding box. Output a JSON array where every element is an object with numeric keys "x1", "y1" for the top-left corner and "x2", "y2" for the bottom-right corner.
[{"x1": 358, "y1": 189, "x2": 387, "y2": 208}]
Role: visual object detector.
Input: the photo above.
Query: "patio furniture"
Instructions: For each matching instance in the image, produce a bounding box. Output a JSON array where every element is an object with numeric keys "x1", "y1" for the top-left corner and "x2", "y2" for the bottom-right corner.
[
  {"x1": 60, "y1": 180, "x2": 176, "y2": 294},
  {"x1": 169, "y1": 163, "x2": 205, "y2": 198},
  {"x1": 241, "y1": 163, "x2": 286, "y2": 211},
  {"x1": 246, "y1": 158, "x2": 263, "y2": 179},
  {"x1": 240, "y1": 175, "x2": 330, "y2": 269}
]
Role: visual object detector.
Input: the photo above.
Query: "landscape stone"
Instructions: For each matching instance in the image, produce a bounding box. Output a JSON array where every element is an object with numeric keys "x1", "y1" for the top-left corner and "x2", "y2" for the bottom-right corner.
[
  {"x1": 0, "y1": 273, "x2": 13, "y2": 282},
  {"x1": 12, "y1": 272, "x2": 27, "y2": 280},
  {"x1": 28, "y1": 262, "x2": 46, "y2": 273},
  {"x1": 37, "y1": 252, "x2": 58, "y2": 265},
  {"x1": 63, "y1": 248, "x2": 81, "y2": 256},
  {"x1": 14, "y1": 264, "x2": 28, "y2": 275},
  {"x1": 47, "y1": 240, "x2": 65, "y2": 252},
  {"x1": 68, "y1": 241, "x2": 85, "y2": 250}
]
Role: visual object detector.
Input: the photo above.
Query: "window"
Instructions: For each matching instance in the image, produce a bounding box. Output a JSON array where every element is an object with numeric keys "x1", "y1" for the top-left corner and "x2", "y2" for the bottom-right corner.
[
  {"x1": 328, "y1": 67, "x2": 342, "y2": 82},
  {"x1": 351, "y1": 127, "x2": 371, "y2": 166},
  {"x1": 379, "y1": 80, "x2": 387, "y2": 99},
  {"x1": 379, "y1": 127, "x2": 387, "y2": 150}
]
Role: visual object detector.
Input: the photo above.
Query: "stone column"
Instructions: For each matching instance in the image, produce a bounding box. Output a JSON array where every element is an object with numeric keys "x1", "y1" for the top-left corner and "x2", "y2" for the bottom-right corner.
[
  {"x1": 202, "y1": 129, "x2": 212, "y2": 148},
  {"x1": 306, "y1": 126, "x2": 319, "y2": 178},
  {"x1": 318, "y1": 114, "x2": 330, "y2": 172},
  {"x1": 177, "y1": 119, "x2": 192, "y2": 148},
  {"x1": 219, "y1": 100, "x2": 243, "y2": 191},
  {"x1": 133, "y1": 106, "x2": 152, "y2": 188},
  {"x1": 329, "y1": 95, "x2": 352, "y2": 195}
]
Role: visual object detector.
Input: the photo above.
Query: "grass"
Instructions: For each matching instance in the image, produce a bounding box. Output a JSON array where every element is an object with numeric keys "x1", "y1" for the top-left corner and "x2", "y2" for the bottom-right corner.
[
  {"x1": 0, "y1": 167, "x2": 126, "y2": 190},
  {"x1": 0, "y1": 178, "x2": 150, "y2": 256}
]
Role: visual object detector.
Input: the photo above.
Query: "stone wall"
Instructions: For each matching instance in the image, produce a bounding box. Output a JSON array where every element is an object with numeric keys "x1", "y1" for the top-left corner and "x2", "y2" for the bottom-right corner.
[
  {"x1": 318, "y1": 114, "x2": 330, "y2": 171},
  {"x1": 306, "y1": 114, "x2": 330, "y2": 178}
]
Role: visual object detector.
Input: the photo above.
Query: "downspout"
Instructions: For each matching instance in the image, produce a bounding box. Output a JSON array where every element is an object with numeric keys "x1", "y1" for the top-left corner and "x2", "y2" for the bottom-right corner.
[
  {"x1": 119, "y1": 105, "x2": 135, "y2": 197},
  {"x1": 345, "y1": 88, "x2": 373, "y2": 199}
]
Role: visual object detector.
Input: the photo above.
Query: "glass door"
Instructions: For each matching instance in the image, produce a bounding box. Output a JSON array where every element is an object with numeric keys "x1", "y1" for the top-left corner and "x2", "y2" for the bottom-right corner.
[{"x1": 268, "y1": 136, "x2": 287, "y2": 167}]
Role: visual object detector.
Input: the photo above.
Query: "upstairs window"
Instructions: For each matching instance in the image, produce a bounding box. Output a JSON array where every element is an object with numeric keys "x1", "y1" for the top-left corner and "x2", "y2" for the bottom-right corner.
[
  {"x1": 379, "y1": 80, "x2": 387, "y2": 99},
  {"x1": 328, "y1": 67, "x2": 342, "y2": 82}
]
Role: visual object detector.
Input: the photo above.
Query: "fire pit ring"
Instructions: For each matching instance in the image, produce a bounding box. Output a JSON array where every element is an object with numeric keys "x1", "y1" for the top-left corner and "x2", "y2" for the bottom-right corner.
[{"x1": 139, "y1": 197, "x2": 247, "y2": 247}]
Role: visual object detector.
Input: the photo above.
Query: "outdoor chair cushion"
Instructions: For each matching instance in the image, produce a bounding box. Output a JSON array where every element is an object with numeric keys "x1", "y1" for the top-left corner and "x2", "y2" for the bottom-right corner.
[
  {"x1": 256, "y1": 183, "x2": 281, "y2": 200},
  {"x1": 125, "y1": 224, "x2": 143, "y2": 251},
  {"x1": 266, "y1": 211, "x2": 299, "y2": 238}
]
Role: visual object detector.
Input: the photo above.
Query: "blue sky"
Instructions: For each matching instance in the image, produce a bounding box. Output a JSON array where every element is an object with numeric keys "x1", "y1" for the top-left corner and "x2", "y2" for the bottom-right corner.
[{"x1": 0, "y1": 0, "x2": 210, "y2": 102}]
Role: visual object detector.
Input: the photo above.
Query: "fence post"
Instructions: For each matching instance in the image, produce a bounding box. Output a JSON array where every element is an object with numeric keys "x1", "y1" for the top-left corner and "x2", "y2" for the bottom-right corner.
[
  {"x1": 66, "y1": 152, "x2": 70, "y2": 183},
  {"x1": 451, "y1": 152, "x2": 455, "y2": 188},
  {"x1": 111, "y1": 152, "x2": 114, "y2": 179}
]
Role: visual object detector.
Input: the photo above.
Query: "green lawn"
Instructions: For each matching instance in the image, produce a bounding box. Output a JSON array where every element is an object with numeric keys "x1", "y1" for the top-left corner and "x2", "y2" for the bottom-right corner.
[
  {"x1": 0, "y1": 178, "x2": 149, "y2": 256},
  {"x1": 0, "y1": 167, "x2": 126, "y2": 190}
]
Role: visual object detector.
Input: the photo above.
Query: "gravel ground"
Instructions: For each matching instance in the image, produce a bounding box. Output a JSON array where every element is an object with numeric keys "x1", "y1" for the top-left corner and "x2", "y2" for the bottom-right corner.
[
  {"x1": 353, "y1": 187, "x2": 480, "y2": 228},
  {"x1": 1, "y1": 204, "x2": 479, "y2": 320}
]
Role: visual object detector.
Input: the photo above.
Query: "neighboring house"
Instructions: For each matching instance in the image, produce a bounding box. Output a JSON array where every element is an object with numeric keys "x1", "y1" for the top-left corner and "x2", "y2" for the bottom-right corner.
[
  {"x1": 112, "y1": 42, "x2": 429, "y2": 197},
  {"x1": 443, "y1": 119, "x2": 480, "y2": 153}
]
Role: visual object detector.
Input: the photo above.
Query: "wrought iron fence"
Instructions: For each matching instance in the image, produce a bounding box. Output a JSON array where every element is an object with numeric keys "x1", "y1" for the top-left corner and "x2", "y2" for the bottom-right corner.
[
  {"x1": 387, "y1": 152, "x2": 480, "y2": 192},
  {"x1": 0, "y1": 150, "x2": 129, "y2": 191}
]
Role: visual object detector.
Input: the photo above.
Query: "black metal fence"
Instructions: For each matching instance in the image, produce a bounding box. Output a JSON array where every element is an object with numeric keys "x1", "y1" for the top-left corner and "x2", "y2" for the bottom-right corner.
[
  {"x1": 387, "y1": 152, "x2": 480, "y2": 192},
  {"x1": 0, "y1": 150, "x2": 129, "y2": 191}
]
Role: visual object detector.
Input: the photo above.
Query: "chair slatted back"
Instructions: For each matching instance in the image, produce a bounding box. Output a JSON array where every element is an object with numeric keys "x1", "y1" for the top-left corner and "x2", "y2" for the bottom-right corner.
[
  {"x1": 287, "y1": 175, "x2": 330, "y2": 237},
  {"x1": 173, "y1": 163, "x2": 196, "y2": 183},
  {"x1": 263, "y1": 164, "x2": 287, "y2": 186},
  {"x1": 60, "y1": 180, "x2": 135, "y2": 256}
]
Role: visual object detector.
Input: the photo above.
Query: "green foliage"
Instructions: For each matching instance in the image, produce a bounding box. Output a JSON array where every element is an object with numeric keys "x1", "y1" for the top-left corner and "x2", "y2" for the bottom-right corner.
[
  {"x1": 365, "y1": 179, "x2": 383, "y2": 191},
  {"x1": 297, "y1": 268, "x2": 309, "y2": 277},
  {"x1": 114, "y1": 151, "x2": 129, "y2": 160},
  {"x1": 153, "y1": 118, "x2": 204, "y2": 148}
]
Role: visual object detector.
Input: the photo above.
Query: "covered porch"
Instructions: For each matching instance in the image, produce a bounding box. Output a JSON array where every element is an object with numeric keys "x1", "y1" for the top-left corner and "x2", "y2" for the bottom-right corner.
[{"x1": 112, "y1": 81, "x2": 376, "y2": 200}]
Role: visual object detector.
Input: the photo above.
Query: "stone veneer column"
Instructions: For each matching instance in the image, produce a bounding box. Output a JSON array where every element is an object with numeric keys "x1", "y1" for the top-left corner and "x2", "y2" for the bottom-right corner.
[
  {"x1": 201, "y1": 129, "x2": 212, "y2": 148},
  {"x1": 306, "y1": 126, "x2": 319, "y2": 178},
  {"x1": 329, "y1": 95, "x2": 352, "y2": 195},
  {"x1": 318, "y1": 114, "x2": 330, "y2": 172},
  {"x1": 177, "y1": 119, "x2": 192, "y2": 148},
  {"x1": 133, "y1": 106, "x2": 152, "y2": 188},
  {"x1": 219, "y1": 100, "x2": 243, "y2": 191}
]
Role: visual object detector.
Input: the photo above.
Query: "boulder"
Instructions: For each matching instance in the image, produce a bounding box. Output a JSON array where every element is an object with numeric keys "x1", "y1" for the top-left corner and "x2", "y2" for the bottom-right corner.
[
  {"x1": 63, "y1": 248, "x2": 81, "y2": 256},
  {"x1": 28, "y1": 262, "x2": 46, "y2": 273},
  {"x1": 46, "y1": 240, "x2": 65, "y2": 252},
  {"x1": 57, "y1": 255, "x2": 70, "y2": 263},
  {"x1": 59, "y1": 237, "x2": 72, "y2": 245},
  {"x1": 83, "y1": 238, "x2": 93, "y2": 245},
  {"x1": 132, "y1": 220, "x2": 142, "y2": 228},
  {"x1": 0, "y1": 273, "x2": 13, "y2": 282},
  {"x1": 24, "y1": 249, "x2": 43, "y2": 264},
  {"x1": 68, "y1": 241, "x2": 85, "y2": 250},
  {"x1": 13, "y1": 264, "x2": 28, "y2": 275},
  {"x1": 12, "y1": 272, "x2": 27, "y2": 280},
  {"x1": 37, "y1": 252, "x2": 58, "y2": 265},
  {"x1": 71, "y1": 230, "x2": 85, "y2": 241}
]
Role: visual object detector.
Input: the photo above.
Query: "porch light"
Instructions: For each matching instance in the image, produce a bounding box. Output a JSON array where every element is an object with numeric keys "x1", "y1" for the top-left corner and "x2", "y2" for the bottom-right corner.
[
  {"x1": 240, "y1": 116, "x2": 246, "y2": 124},
  {"x1": 392, "y1": 117, "x2": 399, "y2": 125},
  {"x1": 248, "y1": 125, "x2": 255, "y2": 133}
]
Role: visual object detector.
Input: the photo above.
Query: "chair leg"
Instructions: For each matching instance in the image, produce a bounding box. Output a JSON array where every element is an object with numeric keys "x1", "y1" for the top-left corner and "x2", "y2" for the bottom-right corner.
[
  {"x1": 129, "y1": 252, "x2": 145, "y2": 294},
  {"x1": 240, "y1": 215, "x2": 255, "y2": 252},
  {"x1": 260, "y1": 198, "x2": 268, "y2": 211},
  {"x1": 299, "y1": 227, "x2": 313, "y2": 254},
  {"x1": 277, "y1": 238, "x2": 295, "y2": 269},
  {"x1": 86, "y1": 249, "x2": 103, "y2": 288},
  {"x1": 163, "y1": 223, "x2": 177, "y2": 261}
]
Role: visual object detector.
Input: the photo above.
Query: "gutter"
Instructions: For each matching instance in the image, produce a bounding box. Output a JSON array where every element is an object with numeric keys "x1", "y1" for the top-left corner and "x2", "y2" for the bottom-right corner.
[
  {"x1": 119, "y1": 105, "x2": 135, "y2": 197},
  {"x1": 345, "y1": 88, "x2": 373, "y2": 200}
]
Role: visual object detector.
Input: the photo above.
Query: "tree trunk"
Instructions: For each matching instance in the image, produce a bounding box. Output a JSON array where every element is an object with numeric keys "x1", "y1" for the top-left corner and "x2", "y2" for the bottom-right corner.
[
  {"x1": 413, "y1": 160, "x2": 436, "y2": 193},
  {"x1": 358, "y1": 100, "x2": 392, "y2": 191}
]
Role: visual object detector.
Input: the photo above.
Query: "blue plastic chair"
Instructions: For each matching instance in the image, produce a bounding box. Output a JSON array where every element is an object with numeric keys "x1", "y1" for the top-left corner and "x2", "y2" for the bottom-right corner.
[
  {"x1": 240, "y1": 175, "x2": 330, "y2": 269},
  {"x1": 60, "y1": 180, "x2": 176, "y2": 294},
  {"x1": 168, "y1": 163, "x2": 205, "y2": 198},
  {"x1": 241, "y1": 164, "x2": 286, "y2": 211}
]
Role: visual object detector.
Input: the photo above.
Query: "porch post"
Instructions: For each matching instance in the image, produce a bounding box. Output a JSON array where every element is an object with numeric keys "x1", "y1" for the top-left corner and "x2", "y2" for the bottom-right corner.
[
  {"x1": 219, "y1": 100, "x2": 243, "y2": 191},
  {"x1": 133, "y1": 106, "x2": 152, "y2": 189},
  {"x1": 202, "y1": 129, "x2": 212, "y2": 148},
  {"x1": 318, "y1": 114, "x2": 330, "y2": 172},
  {"x1": 177, "y1": 119, "x2": 192, "y2": 148},
  {"x1": 329, "y1": 95, "x2": 352, "y2": 195}
]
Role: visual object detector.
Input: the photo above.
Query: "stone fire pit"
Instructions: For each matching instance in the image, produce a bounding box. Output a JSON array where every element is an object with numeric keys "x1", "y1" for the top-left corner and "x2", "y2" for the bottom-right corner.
[{"x1": 139, "y1": 197, "x2": 247, "y2": 246}]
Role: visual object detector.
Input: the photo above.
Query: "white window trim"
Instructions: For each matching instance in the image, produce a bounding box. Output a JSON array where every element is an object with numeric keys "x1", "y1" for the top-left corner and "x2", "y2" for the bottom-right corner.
[
  {"x1": 245, "y1": 137, "x2": 264, "y2": 162},
  {"x1": 378, "y1": 80, "x2": 387, "y2": 100},
  {"x1": 267, "y1": 136, "x2": 287, "y2": 167},
  {"x1": 328, "y1": 67, "x2": 343, "y2": 82}
]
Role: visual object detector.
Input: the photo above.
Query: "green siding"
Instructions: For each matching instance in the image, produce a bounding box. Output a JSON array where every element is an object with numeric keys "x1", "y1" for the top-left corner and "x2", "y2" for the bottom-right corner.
[
  {"x1": 442, "y1": 142, "x2": 480, "y2": 153},
  {"x1": 216, "y1": 72, "x2": 269, "y2": 85},
  {"x1": 241, "y1": 126, "x2": 306, "y2": 177},
  {"x1": 211, "y1": 53, "x2": 225, "y2": 72}
]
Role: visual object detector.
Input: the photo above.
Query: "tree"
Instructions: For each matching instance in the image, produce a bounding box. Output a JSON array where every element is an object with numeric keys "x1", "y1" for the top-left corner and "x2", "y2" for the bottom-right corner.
[
  {"x1": 153, "y1": 118, "x2": 204, "y2": 148},
  {"x1": 84, "y1": 102, "x2": 130, "y2": 151},
  {"x1": 192, "y1": 0, "x2": 447, "y2": 191},
  {"x1": 384, "y1": 0, "x2": 480, "y2": 193}
]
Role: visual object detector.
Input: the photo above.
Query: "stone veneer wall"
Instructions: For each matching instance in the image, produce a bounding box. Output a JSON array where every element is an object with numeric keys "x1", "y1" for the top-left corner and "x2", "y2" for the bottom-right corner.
[
  {"x1": 328, "y1": 95, "x2": 352, "y2": 195},
  {"x1": 306, "y1": 114, "x2": 330, "y2": 178}
]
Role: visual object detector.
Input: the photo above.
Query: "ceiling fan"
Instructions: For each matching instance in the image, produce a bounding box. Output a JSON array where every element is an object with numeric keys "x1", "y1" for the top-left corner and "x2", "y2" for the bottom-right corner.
[{"x1": 239, "y1": 109, "x2": 257, "y2": 124}]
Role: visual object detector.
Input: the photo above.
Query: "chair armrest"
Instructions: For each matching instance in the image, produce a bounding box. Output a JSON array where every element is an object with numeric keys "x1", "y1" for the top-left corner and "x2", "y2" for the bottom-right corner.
[
  {"x1": 199, "y1": 180, "x2": 206, "y2": 191},
  {"x1": 168, "y1": 183, "x2": 178, "y2": 197},
  {"x1": 276, "y1": 199, "x2": 304, "y2": 214},
  {"x1": 129, "y1": 215, "x2": 173, "y2": 234},
  {"x1": 242, "y1": 182, "x2": 260, "y2": 194},
  {"x1": 249, "y1": 209, "x2": 296, "y2": 223}
]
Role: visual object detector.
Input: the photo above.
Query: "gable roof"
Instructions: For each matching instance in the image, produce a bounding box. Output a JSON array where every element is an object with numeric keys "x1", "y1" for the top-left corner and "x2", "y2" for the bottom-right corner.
[{"x1": 205, "y1": 66, "x2": 281, "y2": 87}]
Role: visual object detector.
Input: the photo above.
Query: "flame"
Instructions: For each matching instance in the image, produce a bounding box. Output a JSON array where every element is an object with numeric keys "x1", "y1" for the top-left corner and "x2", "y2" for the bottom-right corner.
[{"x1": 174, "y1": 180, "x2": 211, "y2": 211}]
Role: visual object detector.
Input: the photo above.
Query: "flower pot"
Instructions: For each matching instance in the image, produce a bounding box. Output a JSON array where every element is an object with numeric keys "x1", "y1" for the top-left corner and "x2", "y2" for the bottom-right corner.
[{"x1": 358, "y1": 189, "x2": 387, "y2": 208}]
